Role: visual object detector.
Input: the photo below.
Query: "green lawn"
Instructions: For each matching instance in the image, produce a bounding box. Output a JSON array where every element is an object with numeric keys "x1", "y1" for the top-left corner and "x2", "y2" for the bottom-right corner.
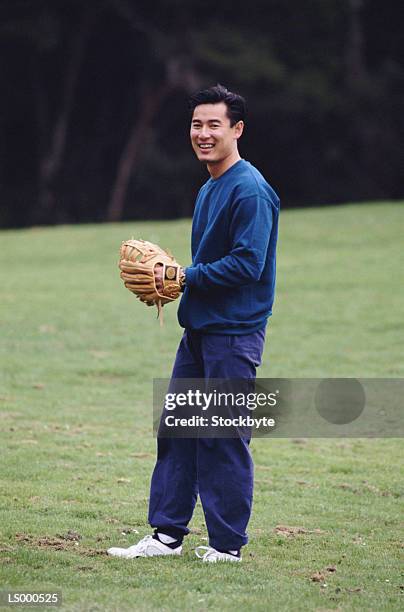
[{"x1": 0, "y1": 202, "x2": 403, "y2": 611}]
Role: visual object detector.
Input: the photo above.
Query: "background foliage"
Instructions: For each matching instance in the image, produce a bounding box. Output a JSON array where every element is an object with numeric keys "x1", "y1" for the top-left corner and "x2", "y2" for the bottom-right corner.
[{"x1": 1, "y1": 0, "x2": 403, "y2": 227}]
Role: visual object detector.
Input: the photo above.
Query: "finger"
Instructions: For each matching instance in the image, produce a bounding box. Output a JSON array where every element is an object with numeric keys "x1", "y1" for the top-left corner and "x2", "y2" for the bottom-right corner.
[
  {"x1": 119, "y1": 260, "x2": 151, "y2": 273},
  {"x1": 124, "y1": 282, "x2": 152, "y2": 292},
  {"x1": 120, "y1": 272, "x2": 152, "y2": 283},
  {"x1": 119, "y1": 258, "x2": 153, "y2": 269},
  {"x1": 124, "y1": 284, "x2": 154, "y2": 295}
]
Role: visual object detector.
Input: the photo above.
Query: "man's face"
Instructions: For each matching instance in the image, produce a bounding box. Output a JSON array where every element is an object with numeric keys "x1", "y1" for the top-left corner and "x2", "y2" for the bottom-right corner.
[{"x1": 190, "y1": 102, "x2": 243, "y2": 165}]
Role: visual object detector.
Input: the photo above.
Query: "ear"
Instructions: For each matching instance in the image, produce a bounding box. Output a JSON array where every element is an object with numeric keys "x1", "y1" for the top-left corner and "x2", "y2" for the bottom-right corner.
[{"x1": 233, "y1": 120, "x2": 244, "y2": 140}]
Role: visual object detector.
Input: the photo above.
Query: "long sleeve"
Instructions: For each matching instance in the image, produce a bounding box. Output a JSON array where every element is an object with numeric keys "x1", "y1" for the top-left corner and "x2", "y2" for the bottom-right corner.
[{"x1": 185, "y1": 196, "x2": 273, "y2": 291}]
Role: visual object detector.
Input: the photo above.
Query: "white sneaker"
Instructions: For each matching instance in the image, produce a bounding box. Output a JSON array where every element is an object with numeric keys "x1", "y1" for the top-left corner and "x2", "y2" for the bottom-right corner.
[
  {"x1": 195, "y1": 546, "x2": 241, "y2": 563},
  {"x1": 107, "y1": 535, "x2": 182, "y2": 559}
]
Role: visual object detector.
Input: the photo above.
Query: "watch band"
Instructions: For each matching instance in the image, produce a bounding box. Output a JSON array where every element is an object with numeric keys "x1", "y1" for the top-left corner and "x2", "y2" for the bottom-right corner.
[{"x1": 179, "y1": 267, "x2": 186, "y2": 292}]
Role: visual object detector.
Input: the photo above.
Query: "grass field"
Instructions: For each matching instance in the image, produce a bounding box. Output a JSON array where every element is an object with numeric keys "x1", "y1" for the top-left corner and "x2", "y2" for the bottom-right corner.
[{"x1": 0, "y1": 202, "x2": 403, "y2": 611}]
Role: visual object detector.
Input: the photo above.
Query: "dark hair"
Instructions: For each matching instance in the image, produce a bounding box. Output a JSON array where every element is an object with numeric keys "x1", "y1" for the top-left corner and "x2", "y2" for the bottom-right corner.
[{"x1": 188, "y1": 84, "x2": 246, "y2": 127}]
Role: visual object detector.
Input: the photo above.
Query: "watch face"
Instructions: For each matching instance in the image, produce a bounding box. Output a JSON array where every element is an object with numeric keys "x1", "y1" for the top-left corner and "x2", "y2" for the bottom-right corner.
[{"x1": 165, "y1": 266, "x2": 177, "y2": 280}]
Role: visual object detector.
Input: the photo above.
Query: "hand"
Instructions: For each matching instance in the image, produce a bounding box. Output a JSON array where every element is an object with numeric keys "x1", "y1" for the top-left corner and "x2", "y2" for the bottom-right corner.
[{"x1": 155, "y1": 263, "x2": 164, "y2": 293}]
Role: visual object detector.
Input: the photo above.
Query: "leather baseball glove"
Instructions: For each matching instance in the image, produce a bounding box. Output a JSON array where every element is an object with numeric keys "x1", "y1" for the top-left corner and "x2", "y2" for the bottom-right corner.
[{"x1": 118, "y1": 239, "x2": 185, "y2": 323}]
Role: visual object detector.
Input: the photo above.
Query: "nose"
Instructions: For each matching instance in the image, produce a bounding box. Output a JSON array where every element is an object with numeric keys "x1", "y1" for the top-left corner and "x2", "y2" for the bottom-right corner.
[{"x1": 199, "y1": 126, "x2": 211, "y2": 139}]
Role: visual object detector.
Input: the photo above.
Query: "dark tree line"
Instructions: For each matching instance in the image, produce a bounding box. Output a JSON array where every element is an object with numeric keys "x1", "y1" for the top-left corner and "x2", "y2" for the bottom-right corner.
[{"x1": 1, "y1": 0, "x2": 403, "y2": 228}]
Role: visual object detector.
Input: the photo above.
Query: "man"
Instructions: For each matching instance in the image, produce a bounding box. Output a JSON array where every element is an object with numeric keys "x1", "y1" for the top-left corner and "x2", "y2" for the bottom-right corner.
[{"x1": 108, "y1": 84, "x2": 279, "y2": 562}]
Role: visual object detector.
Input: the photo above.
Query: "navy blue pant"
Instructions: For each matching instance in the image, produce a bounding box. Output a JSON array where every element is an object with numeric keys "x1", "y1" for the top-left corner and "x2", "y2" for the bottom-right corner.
[{"x1": 148, "y1": 328, "x2": 265, "y2": 551}]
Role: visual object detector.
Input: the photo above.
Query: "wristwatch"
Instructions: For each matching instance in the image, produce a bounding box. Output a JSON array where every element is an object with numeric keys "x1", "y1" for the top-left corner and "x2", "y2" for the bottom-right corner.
[{"x1": 179, "y1": 267, "x2": 186, "y2": 292}]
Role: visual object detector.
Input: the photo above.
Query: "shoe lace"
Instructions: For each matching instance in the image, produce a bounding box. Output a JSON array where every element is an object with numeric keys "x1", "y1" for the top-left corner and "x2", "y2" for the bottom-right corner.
[
  {"x1": 195, "y1": 545, "x2": 221, "y2": 560},
  {"x1": 134, "y1": 535, "x2": 153, "y2": 553}
]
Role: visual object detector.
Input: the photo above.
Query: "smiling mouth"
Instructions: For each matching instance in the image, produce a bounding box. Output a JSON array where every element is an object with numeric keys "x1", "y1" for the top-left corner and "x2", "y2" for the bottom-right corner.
[{"x1": 198, "y1": 143, "x2": 215, "y2": 150}]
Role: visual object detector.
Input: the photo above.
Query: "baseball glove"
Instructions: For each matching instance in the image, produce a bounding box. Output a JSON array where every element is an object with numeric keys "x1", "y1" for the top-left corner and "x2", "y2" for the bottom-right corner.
[{"x1": 118, "y1": 239, "x2": 184, "y2": 324}]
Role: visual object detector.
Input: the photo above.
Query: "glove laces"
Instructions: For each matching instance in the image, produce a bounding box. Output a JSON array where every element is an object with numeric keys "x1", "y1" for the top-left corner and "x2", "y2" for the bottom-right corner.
[{"x1": 156, "y1": 299, "x2": 163, "y2": 327}]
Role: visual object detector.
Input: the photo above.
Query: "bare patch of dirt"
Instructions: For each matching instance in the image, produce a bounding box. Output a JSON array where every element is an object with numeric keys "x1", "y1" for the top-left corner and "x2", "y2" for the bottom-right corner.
[
  {"x1": 56, "y1": 530, "x2": 82, "y2": 541},
  {"x1": 78, "y1": 548, "x2": 107, "y2": 557},
  {"x1": 46, "y1": 424, "x2": 64, "y2": 432},
  {"x1": 16, "y1": 533, "x2": 71, "y2": 550},
  {"x1": 336, "y1": 483, "x2": 358, "y2": 492},
  {"x1": 15, "y1": 532, "x2": 106, "y2": 556},
  {"x1": 296, "y1": 480, "x2": 319, "y2": 488},
  {"x1": 310, "y1": 566, "x2": 337, "y2": 583},
  {"x1": 311, "y1": 572, "x2": 325, "y2": 582},
  {"x1": 361, "y1": 481, "x2": 397, "y2": 497},
  {"x1": 274, "y1": 525, "x2": 326, "y2": 537},
  {"x1": 119, "y1": 528, "x2": 139, "y2": 535},
  {"x1": 0, "y1": 545, "x2": 15, "y2": 552},
  {"x1": 336, "y1": 481, "x2": 399, "y2": 497}
]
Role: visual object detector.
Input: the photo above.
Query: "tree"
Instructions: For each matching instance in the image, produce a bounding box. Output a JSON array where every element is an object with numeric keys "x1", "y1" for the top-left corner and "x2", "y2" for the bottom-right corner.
[{"x1": 105, "y1": 0, "x2": 201, "y2": 221}]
